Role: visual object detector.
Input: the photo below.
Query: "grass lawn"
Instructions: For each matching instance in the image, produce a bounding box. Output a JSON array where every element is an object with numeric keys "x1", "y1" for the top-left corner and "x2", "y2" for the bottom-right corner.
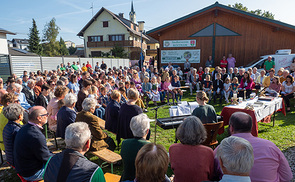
[{"x1": 1, "y1": 90, "x2": 295, "y2": 181}]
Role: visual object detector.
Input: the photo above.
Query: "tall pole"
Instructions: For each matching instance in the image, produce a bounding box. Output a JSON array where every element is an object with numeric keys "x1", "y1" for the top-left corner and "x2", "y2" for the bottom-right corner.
[
  {"x1": 141, "y1": 31, "x2": 143, "y2": 69},
  {"x1": 90, "y1": 2, "x2": 94, "y2": 17}
]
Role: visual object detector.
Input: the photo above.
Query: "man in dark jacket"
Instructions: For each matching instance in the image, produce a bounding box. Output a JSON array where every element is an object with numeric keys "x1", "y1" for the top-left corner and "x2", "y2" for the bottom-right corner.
[
  {"x1": 44, "y1": 122, "x2": 106, "y2": 182},
  {"x1": 21, "y1": 79, "x2": 36, "y2": 106},
  {"x1": 105, "y1": 90, "x2": 121, "y2": 134},
  {"x1": 14, "y1": 106, "x2": 52, "y2": 181},
  {"x1": 2, "y1": 104, "x2": 24, "y2": 166}
]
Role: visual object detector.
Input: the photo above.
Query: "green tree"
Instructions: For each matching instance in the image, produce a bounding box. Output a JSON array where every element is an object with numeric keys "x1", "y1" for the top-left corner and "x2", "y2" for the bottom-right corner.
[
  {"x1": 28, "y1": 19, "x2": 42, "y2": 55},
  {"x1": 110, "y1": 45, "x2": 128, "y2": 58},
  {"x1": 229, "y1": 3, "x2": 275, "y2": 19},
  {"x1": 59, "y1": 37, "x2": 69, "y2": 56},
  {"x1": 68, "y1": 46, "x2": 77, "y2": 55},
  {"x1": 42, "y1": 18, "x2": 61, "y2": 56},
  {"x1": 43, "y1": 18, "x2": 59, "y2": 43}
]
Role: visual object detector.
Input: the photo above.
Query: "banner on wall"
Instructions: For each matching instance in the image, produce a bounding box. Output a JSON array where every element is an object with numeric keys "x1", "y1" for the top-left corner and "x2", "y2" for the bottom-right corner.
[
  {"x1": 163, "y1": 40, "x2": 196, "y2": 48},
  {"x1": 161, "y1": 49, "x2": 200, "y2": 63}
]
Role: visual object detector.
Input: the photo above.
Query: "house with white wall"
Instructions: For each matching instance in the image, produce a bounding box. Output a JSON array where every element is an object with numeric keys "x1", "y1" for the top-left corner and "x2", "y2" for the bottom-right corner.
[
  {"x1": 0, "y1": 28, "x2": 15, "y2": 55},
  {"x1": 77, "y1": 2, "x2": 149, "y2": 59}
]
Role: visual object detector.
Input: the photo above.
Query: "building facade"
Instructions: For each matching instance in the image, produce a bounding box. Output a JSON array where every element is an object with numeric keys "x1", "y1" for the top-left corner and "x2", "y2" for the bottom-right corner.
[
  {"x1": 147, "y1": 2, "x2": 295, "y2": 69},
  {"x1": 77, "y1": 3, "x2": 148, "y2": 59}
]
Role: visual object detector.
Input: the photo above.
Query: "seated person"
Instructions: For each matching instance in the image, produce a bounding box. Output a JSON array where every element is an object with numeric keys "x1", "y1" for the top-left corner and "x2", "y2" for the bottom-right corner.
[
  {"x1": 265, "y1": 76, "x2": 281, "y2": 96},
  {"x1": 56, "y1": 93, "x2": 77, "y2": 139},
  {"x1": 34, "y1": 84, "x2": 51, "y2": 109},
  {"x1": 226, "y1": 112, "x2": 293, "y2": 181},
  {"x1": 216, "y1": 136, "x2": 254, "y2": 182},
  {"x1": 121, "y1": 113, "x2": 150, "y2": 182},
  {"x1": 203, "y1": 74, "x2": 213, "y2": 101},
  {"x1": 171, "y1": 75, "x2": 183, "y2": 103},
  {"x1": 105, "y1": 90, "x2": 121, "y2": 134},
  {"x1": 14, "y1": 106, "x2": 52, "y2": 181},
  {"x1": 262, "y1": 68, "x2": 275, "y2": 88},
  {"x1": 192, "y1": 91, "x2": 217, "y2": 124},
  {"x1": 212, "y1": 73, "x2": 223, "y2": 103},
  {"x1": 238, "y1": 71, "x2": 254, "y2": 98},
  {"x1": 76, "y1": 98, "x2": 109, "y2": 151},
  {"x1": 189, "y1": 68, "x2": 200, "y2": 95},
  {"x1": 3, "y1": 103, "x2": 24, "y2": 166},
  {"x1": 281, "y1": 75, "x2": 295, "y2": 112},
  {"x1": 44, "y1": 122, "x2": 106, "y2": 181},
  {"x1": 141, "y1": 77, "x2": 152, "y2": 108},
  {"x1": 169, "y1": 116, "x2": 220, "y2": 182},
  {"x1": 135, "y1": 143, "x2": 170, "y2": 182}
]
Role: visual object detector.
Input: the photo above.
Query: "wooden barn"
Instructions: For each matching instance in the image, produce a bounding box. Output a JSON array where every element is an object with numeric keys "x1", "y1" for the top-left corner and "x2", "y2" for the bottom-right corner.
[{"x1": 147, "y1": 2, "x2": 295, "y2": 69}]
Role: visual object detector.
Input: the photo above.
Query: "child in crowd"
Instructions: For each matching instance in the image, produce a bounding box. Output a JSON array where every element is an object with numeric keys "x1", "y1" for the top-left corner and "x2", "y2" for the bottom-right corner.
[
  {"x1": 223, "y1": 78, "x2": 231, "y2": 103},
  {"x1": 88, "y1": 85, "x2": 105, "y2": 119},
  {"x1": 118, "y1": 87, "x2": 128, "y2": 104},
  {"x1": 162, "y1": 77, "x2": 174, "y2": 103},
  {"x1": 212, "y1": 73, "x2": 223, "y2": 104},
  {"x1": 130, "y1": 82, "x2": 146, "y2": 110},
  {"x1": 142, "y1": 77, "x2": 152, "y2": 108},
  {"x1": 151, "y1": 77, "x2": 160, "y2": 105},
  {"x1": 99, "y1": 86, "x2": 109, "y2": 108},
  {"x1": 230, "y1": 77, "x2": 239, "y2": 97},
  {"x1": 157, "y1": 77, "x2": 165, "y2": 103},
  {"x1": 171, "y1": 75, "x2": 183, "y2": 103},
  {"x1": 203, "y1": 74, "x2": 213, "y2": 101}
]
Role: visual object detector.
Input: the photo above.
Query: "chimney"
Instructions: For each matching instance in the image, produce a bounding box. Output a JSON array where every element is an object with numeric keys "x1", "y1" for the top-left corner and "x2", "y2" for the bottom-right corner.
[
  {"x1": 138, "y1": 21, "x2": 145, "y2": 32},
  {"x1": 119, "y1": 13, "x2": 124, "y2": 18}
]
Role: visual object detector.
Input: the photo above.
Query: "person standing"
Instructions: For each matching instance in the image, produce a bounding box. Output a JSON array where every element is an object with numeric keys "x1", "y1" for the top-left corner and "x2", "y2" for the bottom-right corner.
[
  {"x1": 220, "y1": 56, "x2": 228, "y2": 69},
  {"x1": 227, "y1": 53, "x2": 236, "y2": 70},
  {"x1": 264, "y1": 56, "x2": 275, "y2": 73},
  {"x1": 205, "y1": 55, "x2": 214, "y2": 68},
  {"x1": 184, "y1": 59, "x2": 191, "y2": 72}
]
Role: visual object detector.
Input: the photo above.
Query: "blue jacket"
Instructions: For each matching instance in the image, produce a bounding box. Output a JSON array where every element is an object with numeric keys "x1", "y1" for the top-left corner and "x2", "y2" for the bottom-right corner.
[
  {"x1": 56, "y1": 106, "x2": 76, "y2": 139},
  {"x1": 44, "y1": 149, "x2": 106, "y2": 182},
  {"x1": 14, "y1": 123, "x2": 52, "y2": 177},
  {"x1": 3, "y1": 120, "x2": 21, "y2": 166}
]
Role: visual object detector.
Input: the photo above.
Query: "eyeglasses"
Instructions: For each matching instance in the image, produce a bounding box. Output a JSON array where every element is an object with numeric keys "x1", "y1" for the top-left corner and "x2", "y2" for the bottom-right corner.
[{"x1": 40, "y1": 113, "x2": 49, "y2": 117}]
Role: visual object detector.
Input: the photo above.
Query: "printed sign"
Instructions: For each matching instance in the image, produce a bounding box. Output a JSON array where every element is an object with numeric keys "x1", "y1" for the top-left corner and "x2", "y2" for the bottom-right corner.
[
  {"x1": 161, "y1": 49, "x2": 200, "y2": 63},
  {"x1": 163, "y1": 40, "x2": 196, "y2": 48}
]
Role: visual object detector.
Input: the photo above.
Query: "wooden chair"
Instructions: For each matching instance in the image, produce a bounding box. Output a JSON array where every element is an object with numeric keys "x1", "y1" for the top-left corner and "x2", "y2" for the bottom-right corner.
[
  {"x1": 90, "y1": 148, "x2": 122, "y2": 174},
  {"x1": 104, "y1": 172, "x2": 121, "y2": 182},
  {"x1": 202, "y1": 121, "x2": 224, "y2": 149}
]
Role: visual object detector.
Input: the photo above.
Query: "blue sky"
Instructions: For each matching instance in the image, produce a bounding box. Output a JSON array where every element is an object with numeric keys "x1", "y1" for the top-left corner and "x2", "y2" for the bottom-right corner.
[{"x1": 2, "y1": 0, "x2": 295, "y2": 45}]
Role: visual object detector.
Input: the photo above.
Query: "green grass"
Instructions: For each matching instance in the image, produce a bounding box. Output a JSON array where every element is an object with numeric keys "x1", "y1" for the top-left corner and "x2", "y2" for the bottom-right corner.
[{"x1": 1, "y1": 91, "x2": 294, "y2": 181}]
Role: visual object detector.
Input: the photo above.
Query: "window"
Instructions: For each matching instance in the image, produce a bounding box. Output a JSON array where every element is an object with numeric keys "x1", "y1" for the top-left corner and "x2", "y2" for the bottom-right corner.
[
  {"x1": 103, "y1": 21, "x2": 108, "y2": 28},
  {"x1": 91, "y1": 51, "x2": 102, "y2": 57},
  {"x1": 147, "y1": 45, "x2": 150, "y2": 50},
  {"x1": 109, "y1": 34, "x2": 125, "y2": 41},
  {"x1": 88, "y1": 36, "x2": 103, "y2": 42}
]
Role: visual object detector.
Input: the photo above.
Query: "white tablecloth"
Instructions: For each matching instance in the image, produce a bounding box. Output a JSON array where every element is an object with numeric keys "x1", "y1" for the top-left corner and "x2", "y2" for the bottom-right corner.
[
  {"x1": 225, "y1": 97, "x2": 283, "y2": 122},
  {"x1": 169, "y1": 102, "x2": 199, "y2": 117}
]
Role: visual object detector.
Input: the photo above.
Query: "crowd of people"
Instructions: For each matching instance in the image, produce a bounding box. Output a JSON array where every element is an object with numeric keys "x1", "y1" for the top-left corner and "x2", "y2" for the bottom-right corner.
[{"x1": 0, "y1": 59, "x2": 293, "y2": 182}]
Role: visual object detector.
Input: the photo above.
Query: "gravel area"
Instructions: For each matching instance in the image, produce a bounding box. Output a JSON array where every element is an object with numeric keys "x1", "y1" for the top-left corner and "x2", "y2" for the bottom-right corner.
[{"x1": 283, "y1": 147, "x2": 295, "y2": 182}]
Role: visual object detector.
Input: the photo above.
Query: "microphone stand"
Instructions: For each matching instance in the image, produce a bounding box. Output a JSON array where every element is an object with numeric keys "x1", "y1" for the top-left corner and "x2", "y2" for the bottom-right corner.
[{"x1": 151, "y1": 102, "x2": 172, "y2": 144}]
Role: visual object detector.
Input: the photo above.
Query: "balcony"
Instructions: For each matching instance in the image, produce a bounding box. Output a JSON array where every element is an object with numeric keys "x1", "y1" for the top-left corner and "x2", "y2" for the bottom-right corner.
[
  {"x1": 87, "y1": 40, "x2": 147, "y2": 49},
  {"x1": 146, "y1": 49, "x2": 157, "y2": 55}
]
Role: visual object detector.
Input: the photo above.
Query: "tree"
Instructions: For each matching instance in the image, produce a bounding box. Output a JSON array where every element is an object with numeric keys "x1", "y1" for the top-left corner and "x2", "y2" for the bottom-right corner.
[
  {"x1": 43, "y1": 18, "x2": 59, "y2": 43},
  {"x1": 42, "y1": 18, "x2": 61, "y2": 56},
  {"x1": 68, "y1": 46, "x2": 77, "y2": 55},
  {"x1": 110, "y1": 45, "x2": 128, "y2": 58},
  {"x1": 59, "y1": 37, "x2": 69, "y2": 56},
  {"x1": 28, "y1": 19, "x2": 42, "y2": 55},
  {"x1": 229, "y1": 3, "x2": 275, "y2": 19}
]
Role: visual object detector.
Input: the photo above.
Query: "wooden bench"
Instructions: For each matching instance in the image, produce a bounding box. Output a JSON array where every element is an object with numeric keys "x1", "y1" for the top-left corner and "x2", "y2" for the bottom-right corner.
[
  {"x1": 104, "y1": 173, "x2": 121, "y2": 182},
  {"x1": 91, "y1": 148, "x2": 122, "y2": 174}
]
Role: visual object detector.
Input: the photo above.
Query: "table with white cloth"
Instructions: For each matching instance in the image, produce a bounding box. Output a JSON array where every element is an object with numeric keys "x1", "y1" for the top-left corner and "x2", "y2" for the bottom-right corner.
[
  {"x1": 169, "y1": 101, "x2": 199, "y2": 117},
  {"x1": 219, "y1": 97, "x2": 286, "y2": 137}
]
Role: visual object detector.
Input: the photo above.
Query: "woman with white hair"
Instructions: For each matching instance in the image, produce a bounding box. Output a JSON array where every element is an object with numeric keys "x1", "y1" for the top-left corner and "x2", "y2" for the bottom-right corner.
[
  {"x1": 56, "y1": 93, "x2": 77, "y2": 139},
  {"x1": 14, "y1": 83, "x2": 31, "y2": 110},
  {"x1": 75, "y1": 98, "x2": 108, "y2": 151},
  {"x1": 120, "y1": 113, "x2": 150, "y2": 181},
  {"x1": 169, "y1": 116, "x2": 220, "y2": 182},
  {"x1": 3, "y1": 103, "x2": 24, "y2": 166}
]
